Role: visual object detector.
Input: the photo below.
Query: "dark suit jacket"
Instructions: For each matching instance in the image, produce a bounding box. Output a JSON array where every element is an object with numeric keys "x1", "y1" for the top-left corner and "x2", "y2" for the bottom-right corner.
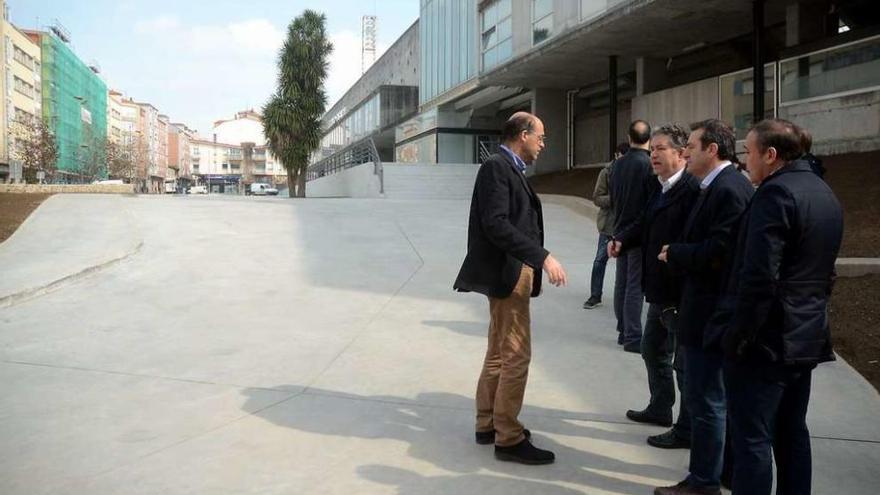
[
  {"x1": 616, "y1": 171, "x2": 701, "y2": 306},
  {"x1": 721, "y1": 160, "x2": 843, "y2": 365},
  {"x1": 667, "y1": 165, "x2": 754, "y2": 348},
  {"x1": 454, "y1": 152, "x2": 549, "y2": 298}
]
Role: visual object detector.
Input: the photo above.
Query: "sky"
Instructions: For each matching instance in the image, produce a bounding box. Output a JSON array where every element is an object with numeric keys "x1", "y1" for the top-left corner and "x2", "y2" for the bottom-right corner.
[{"x1": 9, "y1": 0, "x2": 419, "y2": 135}]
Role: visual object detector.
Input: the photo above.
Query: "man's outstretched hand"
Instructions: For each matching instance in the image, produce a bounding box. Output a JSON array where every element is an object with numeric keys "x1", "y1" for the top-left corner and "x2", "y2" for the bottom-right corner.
[{"x1": 543, "y1": 254, "x2": 568, "y2": 287}]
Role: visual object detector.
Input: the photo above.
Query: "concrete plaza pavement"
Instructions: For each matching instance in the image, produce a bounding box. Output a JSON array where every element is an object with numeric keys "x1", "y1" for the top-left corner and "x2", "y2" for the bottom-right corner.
[{"x1": 0, "y1": 193, "x2": 878, "y2": 494}]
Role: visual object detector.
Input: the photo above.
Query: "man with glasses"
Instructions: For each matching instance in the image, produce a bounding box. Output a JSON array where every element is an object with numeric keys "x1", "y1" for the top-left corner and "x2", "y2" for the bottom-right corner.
[{"x1": 455, "y1": 111, "x2": 567, "y2": 465}]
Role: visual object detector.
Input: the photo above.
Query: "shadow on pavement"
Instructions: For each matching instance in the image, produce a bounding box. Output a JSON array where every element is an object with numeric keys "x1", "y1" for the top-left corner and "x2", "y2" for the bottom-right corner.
[
  {"x1": 242, "y1": 386, "x2": 681, "y2": 494},
  {"x1": 358, "y1": 464, "x2": 587, "y2": 495}
]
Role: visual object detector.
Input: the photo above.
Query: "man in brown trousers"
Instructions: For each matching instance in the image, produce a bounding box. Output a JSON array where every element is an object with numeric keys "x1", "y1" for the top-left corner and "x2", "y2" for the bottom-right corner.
[{"x1": 454, "y1": 111, "x2": 567, "y2": 465}]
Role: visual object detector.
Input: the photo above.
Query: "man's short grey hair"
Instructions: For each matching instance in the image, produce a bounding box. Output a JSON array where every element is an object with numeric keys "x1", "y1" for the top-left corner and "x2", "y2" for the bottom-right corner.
[{"x1": 652, "y1": 123, "x2": 690, "y2": 150}]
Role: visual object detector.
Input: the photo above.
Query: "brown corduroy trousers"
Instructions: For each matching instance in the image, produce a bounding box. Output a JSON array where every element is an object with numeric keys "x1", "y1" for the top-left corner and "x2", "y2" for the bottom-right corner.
[{"x1": 475, "y1": 265, "x2": 533, "y2": 447}]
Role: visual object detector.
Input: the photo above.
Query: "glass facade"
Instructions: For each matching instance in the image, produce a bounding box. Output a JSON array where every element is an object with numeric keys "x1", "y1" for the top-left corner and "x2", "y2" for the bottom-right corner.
[
  {"x1": 420, "y1": 0, "x2": 478, "y2": 104},
  {"x1": 720, "y1": 64, "x2": 776, "y2": 140},
  {"x1": 481, "y1": 0, "x2": 512, "y2": 71},
  {"x1": 317, "y1": 86, "x2": 418, "y2": 161},
  {"x1": 780, "y1": 35, "x2": 880, "y2": 104},
  {"x1": 532, "y1": 0, "x2": 554, "y2": 45}
]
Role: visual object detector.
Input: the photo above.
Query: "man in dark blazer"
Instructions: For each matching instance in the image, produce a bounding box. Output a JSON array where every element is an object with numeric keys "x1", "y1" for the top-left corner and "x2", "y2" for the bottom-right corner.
[
  {"x1": 611, "y1": 124, "x2": 700, "y2": 449},
  {"x1": 454, "y1": 112, "x2": 567, "y2": 465},
  {"x1": 721, "y1": 120, "x2": 843, "y2": 495},
  {"x1": 654, "y1": 119, "x2": 754, "y2": 495}
]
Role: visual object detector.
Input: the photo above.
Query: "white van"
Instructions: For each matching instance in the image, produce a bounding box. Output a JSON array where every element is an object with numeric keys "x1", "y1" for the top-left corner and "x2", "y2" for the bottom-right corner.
[
  {"x1": 249, "y1": 183, "x2": 278, "y2": 196},
  {"x1": 188, "y1": 185, "x2": 207, "y2": 194}
]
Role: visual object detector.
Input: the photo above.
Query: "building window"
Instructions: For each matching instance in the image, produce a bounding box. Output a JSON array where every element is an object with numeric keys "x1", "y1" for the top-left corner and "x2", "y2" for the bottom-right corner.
[
  {"x1": 481, "y1": 0, "x2": 512, "y2": 71},
  {"x1": 719, "y1": 63, "x2": 775, "y2": 140},
  {"x1": 779, "y1": 35, "x2": 880, "y2": 105},
  {"x1": 13, "y1": 76, "x2": 35, "y2": 99},
  {"x1": 13, "y1": 46, "x2": 35, "y2": 70},
  {"x1": 532, "y1": 0, "x2": 553, "y2": 45}
]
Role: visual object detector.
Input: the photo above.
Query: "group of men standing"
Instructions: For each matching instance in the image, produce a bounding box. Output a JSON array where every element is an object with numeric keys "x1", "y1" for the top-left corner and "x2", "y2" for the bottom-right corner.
[{"x1": 454, "y1": 111, "x2": 844, "y2": 495}]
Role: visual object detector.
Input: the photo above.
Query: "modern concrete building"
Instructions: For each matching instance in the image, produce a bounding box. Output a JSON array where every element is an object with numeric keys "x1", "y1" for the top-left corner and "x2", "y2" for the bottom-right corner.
[
  {"x1": 309, "y1": 20, "x2": 420, "y2": 171},
  {"x1": 1, "y1": 3, "x2": 42, "y2": 182},
  {"x1": 24, "y1": 26, "x2": 107, "y2": 182},
  {"x1": 393, "y1": 0, "x2": 880, "y2": 175}
]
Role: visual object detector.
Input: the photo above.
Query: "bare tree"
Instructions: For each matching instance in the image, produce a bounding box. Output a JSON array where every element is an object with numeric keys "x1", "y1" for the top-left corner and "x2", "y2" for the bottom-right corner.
[
  {"x1": 10, "y1": 114, "x2": 58, "y2": 183},
  {"x1": 106, "y1": 138, "x2": 136, "y2": 182}
]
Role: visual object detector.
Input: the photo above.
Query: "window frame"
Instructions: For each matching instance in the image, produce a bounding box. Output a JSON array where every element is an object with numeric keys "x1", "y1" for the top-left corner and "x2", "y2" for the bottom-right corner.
[{"x1": 778, "y1": 34, "x2": 880, "y2": 107}]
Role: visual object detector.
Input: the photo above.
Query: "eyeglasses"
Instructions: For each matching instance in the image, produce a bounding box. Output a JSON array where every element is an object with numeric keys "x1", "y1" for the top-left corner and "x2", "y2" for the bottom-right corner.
[{"x1": 524, "y1": 130, "x2": 546, "y2": 143}]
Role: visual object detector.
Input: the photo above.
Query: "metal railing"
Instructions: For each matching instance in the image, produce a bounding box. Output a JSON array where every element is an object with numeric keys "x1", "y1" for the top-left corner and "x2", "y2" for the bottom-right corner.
[
  {"x1": 306, "y1": 137, "x2": 384, "y2": 193},
  {"x1": 478, "y1": 136, "x2": 501, "y2": 163}
]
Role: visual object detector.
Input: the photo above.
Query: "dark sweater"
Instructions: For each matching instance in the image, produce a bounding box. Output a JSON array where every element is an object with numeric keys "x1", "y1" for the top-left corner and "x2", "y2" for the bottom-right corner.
[{"x1": 610, "y1": 148, "x2": 653, "y2": 249}]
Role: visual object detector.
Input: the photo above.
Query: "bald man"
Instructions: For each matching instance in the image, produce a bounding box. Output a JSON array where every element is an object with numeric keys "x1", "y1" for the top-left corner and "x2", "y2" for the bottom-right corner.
[{"x1": 454, "y1": 112, "x2": 567, "y2": 465}]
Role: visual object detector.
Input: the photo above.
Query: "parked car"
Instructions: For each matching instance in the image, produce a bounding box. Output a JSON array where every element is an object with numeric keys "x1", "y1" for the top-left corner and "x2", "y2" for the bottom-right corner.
[
  {"x1": 249, "y1": 183, "x2": 278, "y2": 196},
  {"x1": 188, "y1": 185, "x2": 208, "y2": 194}
]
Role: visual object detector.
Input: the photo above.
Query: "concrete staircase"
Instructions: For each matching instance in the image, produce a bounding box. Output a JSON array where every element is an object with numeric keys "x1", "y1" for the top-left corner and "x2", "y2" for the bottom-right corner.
[{"x1": 381, "y1": 163, "x2": 480, "y2": 200}]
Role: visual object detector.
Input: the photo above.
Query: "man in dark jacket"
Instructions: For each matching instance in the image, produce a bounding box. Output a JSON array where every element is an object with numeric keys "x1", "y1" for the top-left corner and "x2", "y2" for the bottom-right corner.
[
  {"x1": 654, "y1": 119, "x2": 754, "y2": 495},
  {"x1": 454, "y1": 112, "x2": 567, "y2": 465},
  {"x1": 610, "y1": 120, "x2": 654, "y2": 352},
  {"x1": 721, "y1": 120, "x2": 843, "y2": 495},
  {"x1": 612, "y1": 124, "x2": 699, "y2": 449}
]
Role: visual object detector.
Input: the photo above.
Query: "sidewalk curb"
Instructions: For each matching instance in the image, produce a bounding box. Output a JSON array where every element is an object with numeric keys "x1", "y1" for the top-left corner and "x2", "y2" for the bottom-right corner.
[{"x1": 0, "y1": 240, "x2": 144, "y2": 309}]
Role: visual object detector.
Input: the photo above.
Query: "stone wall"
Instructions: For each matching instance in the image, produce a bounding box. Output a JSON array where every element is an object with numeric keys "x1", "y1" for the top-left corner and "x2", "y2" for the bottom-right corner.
[{"x1": 0, "y1": 184, "x2": 135, "y2": 194}]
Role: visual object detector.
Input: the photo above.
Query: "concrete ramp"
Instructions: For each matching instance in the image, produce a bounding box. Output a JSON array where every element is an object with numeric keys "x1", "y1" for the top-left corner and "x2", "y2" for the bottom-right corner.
[{"x1": 382, "y1": 163, "x2": 479, "y2": 200}]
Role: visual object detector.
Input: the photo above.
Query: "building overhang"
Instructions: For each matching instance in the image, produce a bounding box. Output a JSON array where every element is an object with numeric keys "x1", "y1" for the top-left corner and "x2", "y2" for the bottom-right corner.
[{"x1": 479, "y1": 0, "x2": 787, "y2": 90}]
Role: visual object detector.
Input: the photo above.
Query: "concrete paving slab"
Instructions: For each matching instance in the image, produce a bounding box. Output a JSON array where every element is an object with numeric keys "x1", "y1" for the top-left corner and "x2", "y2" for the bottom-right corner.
[{"x1": 0, "y1": 194, "x2": 878, "y2": 494}]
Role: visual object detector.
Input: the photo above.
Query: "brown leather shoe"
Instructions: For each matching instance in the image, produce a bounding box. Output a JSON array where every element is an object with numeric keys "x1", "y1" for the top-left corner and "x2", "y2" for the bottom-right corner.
[{"x1": 654, "y1": 480, "x2": 721, "y2": 495}]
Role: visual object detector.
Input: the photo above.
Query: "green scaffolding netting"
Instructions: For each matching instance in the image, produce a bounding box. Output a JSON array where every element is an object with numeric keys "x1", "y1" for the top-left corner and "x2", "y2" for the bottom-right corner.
[{"x1": 39, "y1": 32, "x2": 108, "y2": 176}]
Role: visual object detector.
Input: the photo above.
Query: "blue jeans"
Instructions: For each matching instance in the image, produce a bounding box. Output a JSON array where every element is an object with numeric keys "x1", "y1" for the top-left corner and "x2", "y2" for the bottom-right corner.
[
  {"x1": 725, "y1": 360, "x2": 815, "y2": 495},
  {"x1": 613, "y1": 247, "x2": 643, "y2": 345},
  {"x1": 685, "y1": 347, "x2": 726, "y2": 489},
  {"x1": 589, "y1": 233, "x2": 611, "y2": 299}
]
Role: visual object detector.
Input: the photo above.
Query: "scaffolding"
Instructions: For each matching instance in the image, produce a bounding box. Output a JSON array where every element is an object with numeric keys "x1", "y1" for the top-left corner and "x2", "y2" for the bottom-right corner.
[{"x1": 38, "y1": 31, "x2": 107, "y2": 179}]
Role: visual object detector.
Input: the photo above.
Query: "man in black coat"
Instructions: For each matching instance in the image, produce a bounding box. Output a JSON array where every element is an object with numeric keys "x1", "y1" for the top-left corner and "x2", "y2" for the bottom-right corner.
[
  {"x1": 610, "y1": 120, "x2": 655, "y2": 352},
  {"x1": 721, "y1": 120, "x2": 843, "y2": 495},
  {"x1": 612, "y1": 124, "x2": 700, "y2": 449},
  {"x1": 654, "y1": 119, "x2": 754, "y2": 495},
  {"x1": 454, "y1": 112, "x2": 567, "y2": 465}
]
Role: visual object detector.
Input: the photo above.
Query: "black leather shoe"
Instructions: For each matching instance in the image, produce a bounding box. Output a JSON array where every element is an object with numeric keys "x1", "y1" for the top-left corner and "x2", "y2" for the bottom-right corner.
[
  {"x1": 494, "y1": 439, "x2": 555, "y2": 465},
  {"x1": 626, "y1": 408, "x2": 673, "y2": 427},
  {"x1": 583, "y1": 296, "x2": 602, "y2": 309},
  {"x1": 476, "y1": 428, "x2": 530, "y2": 445},
  {"x1": 617, "y1": 332, "x2": 624, "y2": 345},
  {"x1": 647, "y1": 428, "x2": 690, "y2": 449},
  {"x1": 622, "y1": 341, "x2": 642, "y2": 353},
  {"x1": 654, "y1": 480, "x2": 720, "y2": 495}
]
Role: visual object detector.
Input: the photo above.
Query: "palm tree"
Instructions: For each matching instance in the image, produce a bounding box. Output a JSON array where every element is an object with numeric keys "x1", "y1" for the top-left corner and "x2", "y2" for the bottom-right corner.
[{"x1": 263, "y1": 10, "x2": 332, "y2": 198}]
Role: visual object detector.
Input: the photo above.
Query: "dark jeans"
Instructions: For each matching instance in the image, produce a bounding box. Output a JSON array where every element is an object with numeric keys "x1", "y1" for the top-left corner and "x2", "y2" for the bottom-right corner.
[
  {"x1": 684, "y1": 347, "x2": 726, "y2": 489},
  {"x1": 641, "y1": 304, "x2": 690, "y2": 437},
  {"x1": 613, "y1": 247, "x2": 643, "y2": 344},
  {"x1": 589, "y1": 233, "x2": 611, "y2": 299},
  {"x1": 724, "y1": 360, "x2": 815, "y2": 495}
]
